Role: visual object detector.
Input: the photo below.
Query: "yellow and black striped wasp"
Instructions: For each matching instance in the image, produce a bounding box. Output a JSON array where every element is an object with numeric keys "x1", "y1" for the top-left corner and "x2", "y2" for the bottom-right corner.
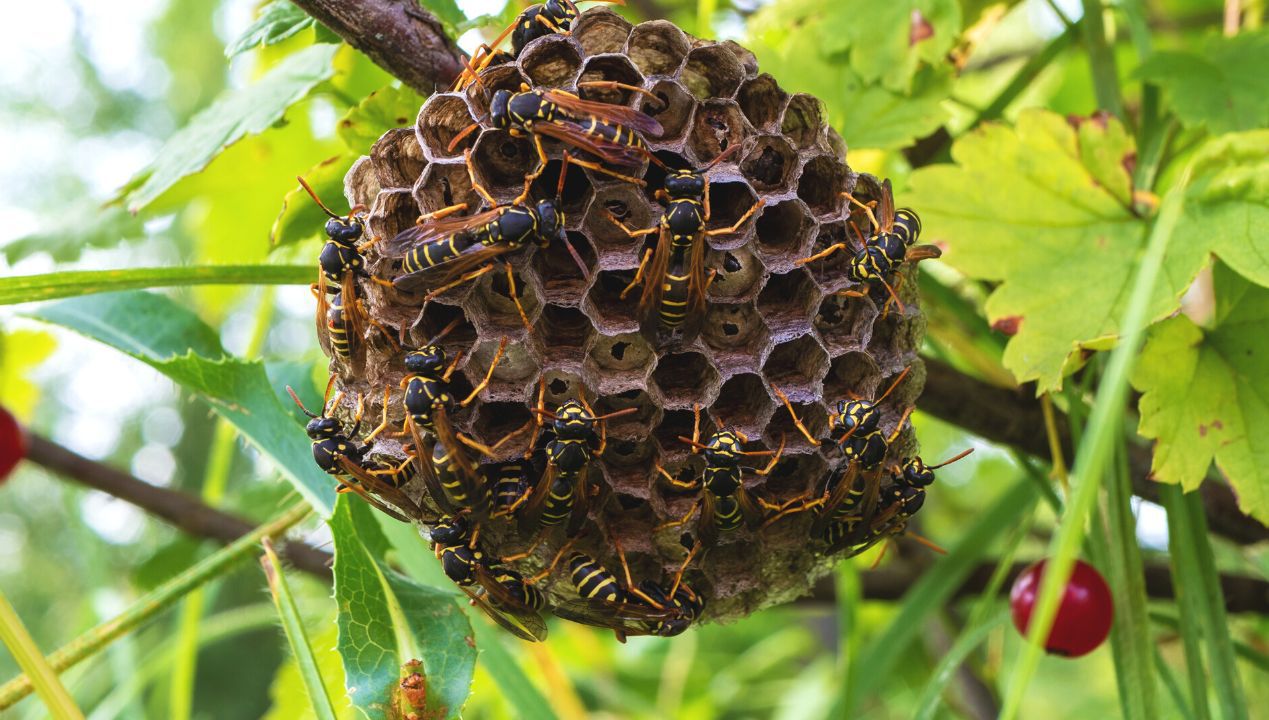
[
  {"x1": 297, "y1": 177, "x2": 394, "y2": 361},
  {"x1": 797, "y1": 179, "x2": 940, "y2": 316},
  {"x1": 774, "y1": 366, "x2": 911, "y2": 452},
  {"x1": 453, "y1": 1, "x2": 628, "y2": 91},
  {"x1": 605, "y1": 147, "x2": 765, "y2": 347},
  {"x1": 429, "y1": 515, "x2": 548, "y2": 641},
  {"x1": 549, "y1": 539, "x2": 702, "y2": 641},
  {"x1": 512, "y1": 391, "x2": 638, "y2": 540},
  {"x1": 449, "y1": 82, "x2": 666, "y2": 188},
  {"x1": 385, "y1": 150, "x2": 574, "y2": 330}
]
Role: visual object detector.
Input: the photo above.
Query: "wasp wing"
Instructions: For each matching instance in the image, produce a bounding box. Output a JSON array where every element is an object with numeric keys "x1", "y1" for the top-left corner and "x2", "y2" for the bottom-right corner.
[
  {"x1": 531, "y1": 120, "x2": 648, "y2": 167},
  {"x1": 382, "y1": 207, "x2": 503, "y2": 257},
  {"x1": 542, "y1": 89, "x2": 664, "y2": 137},
  {"x1": 877, "y1": 178, "x2": 896, "y2": 233},
  {"x1": 810, "y1": 461, "x2": 861, "y2": 540},
  {"x1": 393, "y1": 243, "x2": 515, "y2": 294},
  {"x1": 461, "y1": 585, "x2": 548, "y2": 642}
]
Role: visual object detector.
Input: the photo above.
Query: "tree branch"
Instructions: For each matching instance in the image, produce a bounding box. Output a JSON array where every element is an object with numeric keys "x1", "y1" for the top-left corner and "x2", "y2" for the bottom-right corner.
[
  {"x1": 24, "y1": 434, "x2": 332, "y2": 582},
  {"x1": 921, "y1": 358, "x2": 1269, "y2": 545},
  {"x1": 288, "y1": 0, "x2": 468, "y2": 93}
]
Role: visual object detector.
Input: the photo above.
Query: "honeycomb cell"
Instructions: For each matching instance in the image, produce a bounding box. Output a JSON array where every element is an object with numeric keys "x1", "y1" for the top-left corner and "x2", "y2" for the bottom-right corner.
[
  {"x1": 463, "y1": 65, "x2": 530, "y2": 116},
  {"x1": 343, "y1": 156, "x2": 380, "y2": 211},
  {"x1": 797, "y1": 155, "x2": 851, "y2": 218},
  {"x1": 761, "y1": 452, "x2": 826, "y2": 505},
  {"x1": 469, "y1": 401, "x2": 534, "y2": 460},
  {"x1": 409, "y1": 301, "x2": 477, "y2": 351},
  {"x1": 740, "y1": 135, "x2": 798, "y2": 193},
  {"x1": 699, "y1": 303, "x2": 771, "y2": 376},
  {"x1": 573, "y1": 7, "x2": 632, "y2": 56},
  {"x1": 466, "y1": 336, "x2": 538, "y2": 402},
  {"x1": 594, "y1": 388, "x2": 659, "y2": 436},
  {"x1": 370, "y1": 128, "x2": 424, "y2": 189},
  {"x1": 688, "y1": 99, "x2": 750, "y2": 164},
  {"x1": 528, "y1": 158, "x2": 593, "y2": 220},
  {"x1": 413, "y1": 161, "x2": 484, "y2": 216},
  {"x1": 581, "y1": 269, "x2": 641, "y2": 334},
  {"x1": 815, "y1": 293, "x2": 876, "y2": 355},
  {"x1": 650, "y1": 351, "x2": 719, "y2": 410},
  {"x1": 586, "y1": 331, "x2": 655, "y2": 375},
  {"x1": 753, "y1": 199, "x2": 814, "y2": 269},
  {"x1": 803, "y1": 220, "x2": 855, "y2": 292},
  {"x1": 737, "y1": 74, "x2": 788, "y2": 132},
  {"x1": 417, "y1": 93, "x2": 478, "y2": 160},
  {"x1": 868, "y1": 309, "x2": 925, "y2": 375},
  {"x1": 531, "y1": 231, "x2": 595, "y2": 304},
  {"x1": 652, "y1": 408, "x2": 707, "y2": 460},
  {"x1": 519, "y1": 35, "x2": 582, "y2": 88},
  {"x1": 781, "y1": 93, "x2": 826, "y2": 150},
  {"x1": 764, "y1": 396, "x2": 827, "y2": 453},
  {"x1": 762, "y1": 334, "x2": 829, "y2": 397},
  {"x1": 722, "y1": 41, "x2": 759, "y2": 76},
  {"x1": 757, "y1": 269, "x2": 821, "y2": 338},
  {"x1": 638, "y1": 79, "x2": 694, "y2": 145},
  {"x1": 705, "y1": 246, "x2": 764, "y2": 303},
  {"x1": 367, "y1": 188, "x2": 421, "y2": 243},
  {"x1": 822, "y1": 351, "x2": 882, "y2": 405},
  {"x1": 537, "y1": 368, "x2": 587, "y2": 408},
  {"x1": 707, "y1": 373, "x2": 775, "y2": 440},
  {"x1": 681, "y1": 45, "x2": 745, "y2": 100},
  {"x1": 470, "y1": 129, "x2": 535, "y2": 198},
  {"x1": 465, "y1": 264, "x2": 543, "y2": 333},
  {"x1": 702, "y1": 179, "x2": 760, "y2": 246},
  {"x1": 533, "y1": 304, "x2": 595, "y2": 364},
  {"x1": 599, "y1": 437, "x2": 659, "y2": 490},
  {"x1": 578, "y1": 54, "x2": 646, "y2": 105},
  {"x1": 626, "y1": 21, "x2": 689, "y2": 76},
  {"x1": 582, "y1": 186, "x2": 658, "y2": 264}
]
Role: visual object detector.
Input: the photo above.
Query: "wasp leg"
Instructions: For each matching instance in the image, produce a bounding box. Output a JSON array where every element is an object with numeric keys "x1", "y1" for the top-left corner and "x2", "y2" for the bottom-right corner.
[
  {"x1": 841, "y1": 191, "x2": 880, "y2": 233},
  {"x1": 619, "y1": 247, "x2": 653, "y2": 300},
  {"x1": 772, "y1": 387, "x2": 822, "y2": 446},
  {"x1": 559, "y1": 155, "x2": 647, "y2": 187},
  {"x1": 575, "y1": 81, "x2": 666, "y2": 108},
  {"x1": 363, "y1": 386, "x2": 395, "y2": 442},
  {"x1": 501, "y1": 262, "x2": 533, "y2": 332},
  {"x1": 527, "y1": 537, "x2": 577, "y2": 585},
  {"x1": 462, "y1": 150, "x2": 497, "y2": 207},
  {"x1": 604, "y1": 212, "x2": 659, "y2": 239},
  {"x1": 514, "y1": 134, "x2": 553, "y2": 204},
  {"x1": 797, "y1": 243, "x2": 850, "y2": 265},
  {"x1": 667, "y1": 541, "x2": 701, "y2": 598},
  {"x1": 656, "y1": 464, "x2": 699, "y2": 491},
  {"x1": 423, "y1": 263, "x2": 495, "y2": 302},
  {"x1": 654, "y1": 498, "x2": 702, "y2": 532},
  {"x1": 705, "y1": 197, "x2": 764, "y2": 236},
  {"x1": 460, "y1": 336, "x2": 508, "y2": 406}
]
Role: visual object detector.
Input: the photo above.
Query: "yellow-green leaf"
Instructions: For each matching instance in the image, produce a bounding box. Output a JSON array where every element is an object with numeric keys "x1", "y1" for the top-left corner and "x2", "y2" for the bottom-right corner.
[
  {"x1": 1132, "y1": 264, "x2": 1269, "y2": 524},
  {"x1": 1137, "y1": 30, "x2": 1269, "y2": 135},
  {"x1": 336, "y1": 85, "x2": 427, "y2": 151}
]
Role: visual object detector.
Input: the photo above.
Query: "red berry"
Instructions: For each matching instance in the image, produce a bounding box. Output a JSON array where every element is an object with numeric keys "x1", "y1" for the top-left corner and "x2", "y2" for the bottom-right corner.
[
  {"x1": 1010, "y1": 559, "x2": 1113, "y2": 658},
  {"x1": 0, "y1": 407, "x2": 26, "y2": 483}
]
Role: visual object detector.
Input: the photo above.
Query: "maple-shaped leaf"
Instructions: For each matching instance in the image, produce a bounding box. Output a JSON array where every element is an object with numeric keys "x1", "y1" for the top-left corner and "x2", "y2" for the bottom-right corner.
[
  {"x1": 1132, "y1": 263, "x2": 1269, "y2": 525},
  {"x1": 909, "y1": 110, "x2": 1211, "y2": 390}
]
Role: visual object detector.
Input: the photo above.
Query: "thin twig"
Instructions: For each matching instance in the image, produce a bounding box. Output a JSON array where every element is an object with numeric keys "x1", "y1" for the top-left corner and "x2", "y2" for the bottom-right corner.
[
  {"x1": 287, "y1": 0, "x2": 468, "y2": 92},
  {"x1": 24, "y1": 434, "x2": 333, "y2": 580}
]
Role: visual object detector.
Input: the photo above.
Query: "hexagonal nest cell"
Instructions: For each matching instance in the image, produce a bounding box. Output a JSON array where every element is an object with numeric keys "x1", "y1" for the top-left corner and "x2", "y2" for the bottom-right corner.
[{"x1": 315, "y1": 10, "x2": 930, "y2": 631}]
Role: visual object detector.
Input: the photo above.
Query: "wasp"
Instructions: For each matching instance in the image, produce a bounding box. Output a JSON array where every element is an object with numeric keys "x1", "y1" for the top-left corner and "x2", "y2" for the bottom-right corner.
[
  {"x1": 797, "y1": 179, "x2": 940, "y2": 316},
  {"x1": 429, "y1": 516, "x2": 548, "y2": 641},
  {"x1": 488, "y1": 459, "x2": 538, "y2": 518},
  {"x1": 511, "y1": 392, "x2": 638, "y2": 542},
  {"x1": 298, "y1": 177, "x2": 394, "y2": 360},
  {"x1": 454, "y1": 1, "x2": 628, "y2": 90},
  {"x1": 605, "y1": 147, "x2": 764, "y2": 347},
  {"x1": 386, "y1": 151, "x2": 576, "y2": 330},
  {"x1": 449, "y1": 82, "x2": 666, "y2": 189},
  {"x1": 548, "y1": 539, "x2": 700, "y2": 641},
  {"x1": 774, "y1": 366, "x2": 912, "y2": 453}
]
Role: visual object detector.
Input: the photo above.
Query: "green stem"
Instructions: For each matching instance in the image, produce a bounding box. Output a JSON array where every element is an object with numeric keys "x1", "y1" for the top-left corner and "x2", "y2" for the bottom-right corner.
[
  {"x1": 975, "y1": 22, "x2": 1078, "y2": 126},
  {"x1": 0, "y1": 502, "x2": 312, "y2": 711},
  {"x1": 999, "y1": 167, "x2": 1185, "y2": 720},
  {"x1": 0, "y1": 591, "x2": 84, "y2": 719},
  {"x1": 1079, "y1": 0, "x2": 1126, "y2": 119},
  {"x1": 0, "y1": 265, "x2": 312, "y2": 306},
  {"x1": 261, "y1": 540, "x2": 339, "y2": 720}
]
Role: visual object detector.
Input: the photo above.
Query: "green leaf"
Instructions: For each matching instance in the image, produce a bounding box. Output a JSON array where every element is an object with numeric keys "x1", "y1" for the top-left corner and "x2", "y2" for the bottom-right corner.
[
  {"x1": 747, "y1": 1, "x2": 951, "y2": 150},
  {"x1": 331, "y1": 496, "x2": 475, "y2": 720},
  {"x1": 25, "y1": 292, "x2": 337, "y2": 515},
  {"x1": 1132, "y1": 264, "x2": 1269, "y2": 524},
  {"x1": 469, "y1": 622, "x2": 557, "y2": 720},
  {"x1": 0, "y1": 329, "x2": 57, "y2": 422},
  {"x1": 820, "y1": 0, "x2": 962, "y2": 92},
  {"x1": 271, "y1": 155, "x2": 357, "y2": 247},
  {"x1": 226, "y1": 0, "x2": 317, "y2": 58},
  {"x1": 115, "y1": 43, "x2": 339, "y2": 212},
  {"x1": 2, "y1": 204, "x2": 146, "y2": 265},
  {"x1": 266, "y1": 624, "x2": 356, "y2": 720},
  {"x1": 261, "y1": 541, "x2": 339, "y2": 720},
  {"x1": 909, "y1": 110, "x2": 1212, "y2": 390},
  {"x1": 1173, "y1": 130, "x2": 1269, "y2": 288},
  {"x1": 336, "y1": 85, "x2": 427, "y2": 150},
  {"x1": 1137, "y1": 31, "x2": 1269, "y2": 134},
  {"x1": 419, "y1": 0, "x2": 470, "y2": 36},
  {"x1": 0, "y1": 264, "x2": 312, "y2": 306}
]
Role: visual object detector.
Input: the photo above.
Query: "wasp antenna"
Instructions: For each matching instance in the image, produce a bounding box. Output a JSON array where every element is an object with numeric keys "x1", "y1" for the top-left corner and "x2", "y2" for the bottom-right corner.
[
  {"x1": 705, "y1": 144, "x2": 741, "y2": 169},
  {"x1": 930, "y1": 448, "x2": 975, "y2": 470},
  {"x1": 285, "y1": 386, "x2": 319, "y2": 419},
  {"x1": 296, "y1": 176, "x2": 341, "y2": 220},
  {"x1": 320, "y1": 375, "x2": 339, "y2": 413},
  {"x1": 530, "y1": 407, "x2": 563, "y2": 421},
  {"x1": 556, "y1": 153, "x2": 572, "y2": 199},
  {"x1": 907, "y1": 531, "x2": 947, "y2": 555},
  {"x1": 676, "y1": 435, "x2": 710, "y2": 451},
  {"x1": 875, "y1": 366, "x2": 912, "y2": 405},
  {"x1": 590, "y1": 407, "x2": 639, "y2": 422},
  {"x1": 447, "y1": 122, "x2": 481, "y2": 153},
  {"x1": 426, "y1": 314, "x2": 466, "y2": 348}
]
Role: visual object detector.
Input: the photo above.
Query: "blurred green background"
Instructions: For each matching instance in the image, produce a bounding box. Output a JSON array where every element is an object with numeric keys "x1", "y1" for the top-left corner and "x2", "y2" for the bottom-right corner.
[{"x1": 1, "y1": 0, "x2": 1266, "y2": 718}]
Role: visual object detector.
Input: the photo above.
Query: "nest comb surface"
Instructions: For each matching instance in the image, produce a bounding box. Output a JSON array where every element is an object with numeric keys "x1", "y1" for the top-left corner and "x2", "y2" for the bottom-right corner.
[{"x1": 327, "y1": 8, "x2": 928, "y2": 623}]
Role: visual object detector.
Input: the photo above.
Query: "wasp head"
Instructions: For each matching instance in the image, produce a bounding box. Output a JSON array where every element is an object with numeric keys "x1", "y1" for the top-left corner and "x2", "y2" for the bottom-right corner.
[
  {"x1": 543, "y1": 0, "x2": 579, "y2": 26},
  {"x1": 489, "y1": 89, "x2": 512, "y2": 129},
  {"x1": 430, "y1": 515, "x2": 470, "y2": 546},
  {"x1": 404, "y1": 346, "x2": 447, "y2": 376},
  {"x1": 898, "y1": 456, "x2": 935, "y2": 488},
  {"x1": 663, "y1": 169, "x2": 705, "y2": 200},
  {"x1": 703, "y1": 431, "x2": 743, "y2": 466},
  {"x1": 305, "y1": 416, "x2": 340, "y2": 439},
  {"x1": 325, "y1": 216, "x2": 363, "y2": 246},
  {"x1": 534, "y1": 198, "x2": 566, "y2": 247},
  {"x1": 553, "y1": 400, "x2": 594, "y2": 439}
]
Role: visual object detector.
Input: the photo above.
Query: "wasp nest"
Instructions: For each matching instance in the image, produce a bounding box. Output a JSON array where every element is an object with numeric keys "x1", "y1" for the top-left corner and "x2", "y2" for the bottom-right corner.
[{"x1": 325, "y1": 8, "x2": 927, "y2": 626}]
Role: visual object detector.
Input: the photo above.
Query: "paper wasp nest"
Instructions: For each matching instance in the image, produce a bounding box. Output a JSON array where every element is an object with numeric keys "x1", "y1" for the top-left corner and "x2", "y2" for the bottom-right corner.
[{"x1": 328, "y1": 9, "x2": 926, "y2": 624}]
